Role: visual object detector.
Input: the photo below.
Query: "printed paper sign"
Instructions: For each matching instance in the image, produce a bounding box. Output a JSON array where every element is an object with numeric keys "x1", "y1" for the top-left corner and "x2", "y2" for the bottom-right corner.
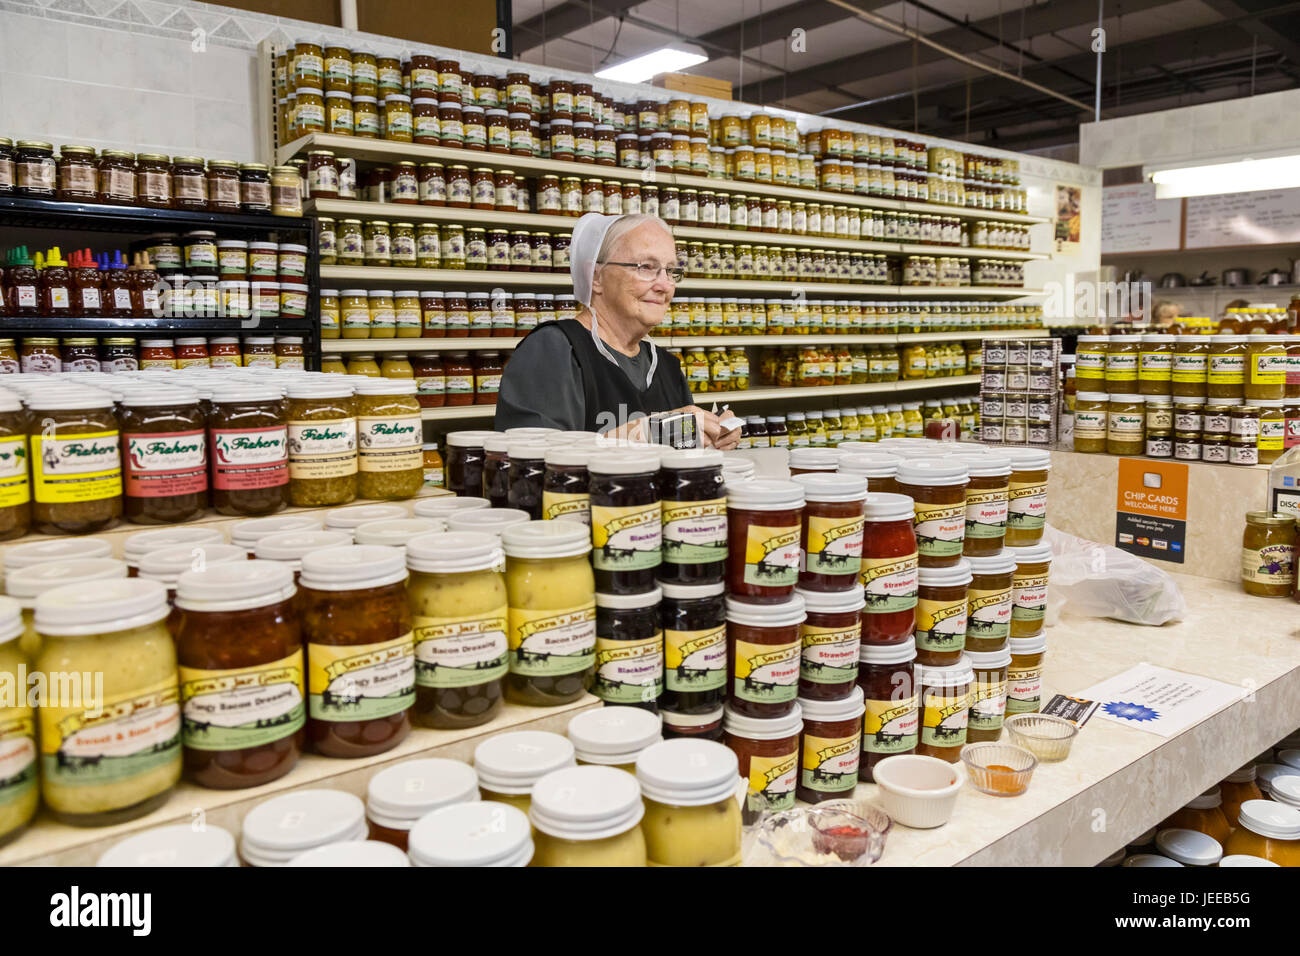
[{"x1": 1077, "y1": 663, "x2": 1246, "y2": 737}]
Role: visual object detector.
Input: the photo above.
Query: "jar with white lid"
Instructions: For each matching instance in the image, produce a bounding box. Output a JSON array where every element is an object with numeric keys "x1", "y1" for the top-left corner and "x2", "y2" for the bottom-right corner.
[
  {"x1": 7, "y1": 557, "x2": 127, "y2": 658},
  {"x1": 723, "y1": 702, "x2": 802, "y2": 822},
  {"x1": 3, "y1": 535, "x2": 112, "y2": 574},
  {"x1": 1224, "y1": 799, "x2": 1300, "y2": 865},
  {"x1": 34, "y1": 578, "x2": 180, "y2": 824},
  {"x1": 365, "y1": 757, "x2": 479, "y2": 850},
  {"x1": 895, "y1": 458, "x2": 969, "y2": 568},
  {"x1": 408, "y1": 801, "x2": 533, "y2": 867},
  {"x1": 122, "y1": 525, "x2": 225, "y2": 574},
  {"x1": 352, "y1": 377, "x2": 423, "y2": 500},
  {"x1": 27, "y1": 388, "x2": 123, "y2": 534},
  {"x1": 447, "y1": 507, "x2": 530, "y2": 541},
  {"x1": 239, "y1": 789, "x2": 367, "y2": 866},
  {"x1": 791, "y1": 472, "x2": 867, "y2": 592},
  {"x1": 568, "y1": 705, "x2": 663, "y2": 771},
  {"x1": 914, "y1": 656, "x2": 973, "y2": 762},
  {"x1": 965, "y1": 645, "x2": 1011, "y2": 742},
  {"x1": 1003, "y1": 448, "x2": 1051, "y2": 547},
  {"x1": 794, "y1": 583, "x2": 863, "y2": 700},
  {"x1": 140, "y1": 543, "x2": 247, "y2": 599},
  {"x1": 502, "y1": 521, "x2": 596, "y2": 706},
  {"x1": 593, "y1": 587, "x2": 664, "y2": 709},
  {"x1": 323, "y1": 502, "x2": 408, "y2": 539},
  {"x1": 353, "y1": 517, "x2": 442, "y2": 549},
  {"x1": 299, "y1": 545, "x2": 413, "y2": 758},
  {"x1": 0, "y1": 596, "x2": 34, "y2": 845},
  {"x1": 474, "y1": 729, "x2": 575, "y2": 814},
  {"x1": 964, "y1": 550, "x2": 1015, "y2": 652},
  {"x1": 229, "y1": 513, "x2": 323, "y2": 551},
  {"x1": 412, "y1": 495, "x2": 490, "y2": 521},
  {"x1": 636, "y1": 738, "x2": 742, "y2": 866},
  {"x1": 724, "y1": 479, "x2": 805, "y2": 602},
  {"x1": 286, "y1": 839, "x2": 410, "y2": 866},
  {"x1": 207, "y1": 383, "x2": 289, "y2": 517},
  {"x1": 406, "y1": 531, "x2": 507, "y2": 730},
  {"x1": 915, "y1": 558, "x2": 972, "y2": 666},
  {"x1": 796, "y1": 684, "x2": 865, "y2": 803},
  {"x1": 529, "y1": 764, "x2": 647, "y2": 866},
  {"x1": 1154, "y1": 828, "x2": 1223, "y2": 866},
  {"x1": 97, "y1": 823, "x2": 237, "y2": 866},
  {"x1": 726, "y1": 593, "x2": 805, "y2": 718},
  {"x1": 1007, "y1": 633, "x2": 1046, "y2": 715},
  {"x1": 588, "y1": 449, "x2": 663, "y2": 595}
]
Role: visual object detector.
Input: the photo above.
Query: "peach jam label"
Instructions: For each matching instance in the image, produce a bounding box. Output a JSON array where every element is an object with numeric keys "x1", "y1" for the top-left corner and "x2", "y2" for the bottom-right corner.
[
  {"x1": 541, "y1": 491, "x2": 590, "y2": 525},
  {"x1": 413, "y1": 608, "x2": 509, "y2": 688},
  {"x1": 914, "y1": 596, "x2": 969, "y2": 654},
  {"x1": 803, "y1": 514, "x2": 864, "y2": 576},
  {"x1": 664, "y1": 626, "x2": 726, "y2": 692},
  {"x1": 862, "y1": 695, "x2": 918, "y2": 754},
  {"x1": 967, "y1": 586, "x2": 1013, "y2": 643},
  {"x1": 40, "y1": 679, "x2": 180, "y2": 786},
  {"x1": 746, "y1": 750, "x2": 798, "y2": 814},
  {"x1": 861, "y1": 553, "x2": 919, "y2": 613},
  {"x1": 732, "y1": 639, "x2": 800, "y2": 704},
  {"x1": 742, "y1": 524, "x2": 801, "y2": 587},
  {"x1": 179, "y1": 651, "x2": 305, "y2": 750},
  {"x1": 913, "y1": 502, "x2": 966, "y2": 559},
  {"x1": 920, "y1": 687, "x2": 970, "y2": 749},
  {"x1": 800, "y1": 733, "x2": 860, "y2": 793},
  {"x1": 507, "y1": 603, "x2": 596, "y2": 677},
  {"x1": 307, "y1": 633, "x2": 415, "y2": 722}
]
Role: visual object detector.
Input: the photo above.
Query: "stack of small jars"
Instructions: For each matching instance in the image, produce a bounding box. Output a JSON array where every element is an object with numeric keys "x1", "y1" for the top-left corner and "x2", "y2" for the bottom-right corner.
[{"x1": 4, "y1": 335, "x2": 304, "y2": 374}]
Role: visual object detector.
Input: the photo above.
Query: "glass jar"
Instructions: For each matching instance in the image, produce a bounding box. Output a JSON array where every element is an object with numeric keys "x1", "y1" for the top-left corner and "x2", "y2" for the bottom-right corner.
[
  {"x1": 1006, "y1": 634, "x2": 1046, "y2": 715},
  {"x1": 353, "y1": 378, "x2": 423, "y2": 500},
  {"x1": 57, "y1": 145, "x2": 98, "y2": 200},
  {"x1": 795, "y1": 686, "x2": 865, "y2": 805},
  {"x1": 285, "y1": 378, "x2": 357, "y2": 508},
  {"x1": 724, "y1": 703, "x2": 802, "y2": 823},
  {"x1": 120, "y1": 388, "x2": 208, "y2": 525},
  {"x1": 593, "y1": 587, "x2": 664, "y2": 710},
  {"x1": 172, "y1": 561, "x2": 303, "y2": 789},
  {"x1": 857, "y1": 637, "x2": 918, "y2": 782},
  {"x1": 914, "y1": 559, "x2": 972, "y2": 666},
  {"x1": 1172, "y1": 336, "x2": 1210, "y2": 398},
  {"x1": 367, "y1": 758, "x2": 480, "y2": 853},
  {"x1": 1209, "y1": 335, "x2": 1248, "y2": 402},
  {"x1": 207, "y1": 384, "x2": 288, "y2": 517},
  {"x1": 300, "y1": 545, "x2": 413, "y2": 757},
  {"x1": 635, "y1": 739, "x2": 741, "y2": 866},
  {"x1": 238, "y1": 163, "x2": 271, "y2": 212},
  {"x1": 1074, "y1": 335, "x2": 1107, "y2": 389},
  {"x1": 1223, "y1": 800, "x2": 1300, "y2": 866},
  {"x1": 965, "y1": 646, "x2": 1011, "y2": 742},
  {"x1": 503, "y1": 521, "x2": 597, "y2": 706},
  {"x1": 506, "y1": 439, "x2": 545, "y2": 517},
  {"x1": 726, "y1": 594, "x2": 804, "y2": 719},
  {"x1": 1004, "y1": 449, "x2": 1051, "y2": 548},
  {"x1": 589, "y1": 450, "x2": 662, "y2": 595},
  {"x1": 529, "y1": 765, "x2": 647, "y2": 867},
  {"x1": 1008, "y1": 543, "x2": 1051, "y2": 639},
  {"x1": 859, "y1": 492, "x2": 919, "y2": 647},
  {"x1": 35, "y1": 579, "x2": 179, "y2": 824},
  {"x1": 964, "y1": 551, "x2": 1014, "y2": 652},
  {"x1": 658, "y1": 580, "x2": 727, "y2": 717},
  {"x1": 790, "y1": 473, "x2": 867, "y2": 593},
  {"x1": 915, "y1": 658, "x2": 973, "y2": 762},
  {"x1": 98, "y1": 149, "x2": 137, "y2": 205},
  {"x1": 1241, "y1": 511, "x2": 1296, "y2": 598},
  {"x1": 725, "y1": 480, "x2": 804, "y2": 603},
  {"x1": 1247, "y1": 334, "x2": 1288, "y2": 401},
  {"x1": 796, "y1": 584, "x2": 863, "y2": 701},
  {"x1": 134, "y1": 153, "x2": 173, "y2": 207},
  {"x1": 658, "y1": 449, "x2": 725, "y2": 585},
  {"x1": 1105, "y1": 394, "x2": 1145, "y2": 456},
  {"x1": 28, "y1": 390, "x2": 122, "y2": 534},
  {"x1": 1138, "y1": 333, "x2": 1174, "y2": 396},
  {"x1": 954, "y1": 453, "x2": 1010, "y2": 555},
  {"x1": 1105, "y1": 336, "x2": 1139, "y2": 394},
  {"x1": 896, "y1": 460, "x2": 968, "y2": 568},
  {"x1": 0, "y1": 395, "x2": 29, "y2": 540}
]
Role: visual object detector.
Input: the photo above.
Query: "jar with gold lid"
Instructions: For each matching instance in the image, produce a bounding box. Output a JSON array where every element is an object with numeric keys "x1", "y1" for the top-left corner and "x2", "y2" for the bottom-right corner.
[{"x1": 1241, "y1": 512, "x2": 1295, "y2": 598}]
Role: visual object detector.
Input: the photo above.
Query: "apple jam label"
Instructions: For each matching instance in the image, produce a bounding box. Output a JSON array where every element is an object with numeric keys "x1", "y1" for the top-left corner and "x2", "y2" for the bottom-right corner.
[
  {"x1": 1007, "y1": 668, "x2": 1043, "y2": 714},
  {"x1": 742, "y1": 523, "x2": 801, "y2": 587},
  {"x1": 542, "y1": 491, "x2": 590, "y2": 525},
  {"x1": 307, "y1": 633, "x2": 416, "y2": 722},
  {"x1": 125, "y1": 429, "x2": 207, "y2": 498},
  {"x1": 1008, "y1": 481, "x2": 1048, "y2": 532},
  {"x1": 970, "y1": 676, "x2": 1008, "y2": 732},
  {"x1": 0, "y1": 435, "x2": 29, "y2": 509},
  {"x1": 39, "y1": 680, "x2": 181, "y2": 786},
  {"x1": 920, "y1": 688, "x2": 970, "y2": 749},
  {"x1": 210, "y1": 426, "x2": 288, "y2": 491},
  {"x1": 1012, "y1": 574, "x2": 1049, "y2": 623},
  {"x1": 861, "y1": 553, "x2": 919, "y2": 613},
  {"x1": 862, "y1": 695, "x2": 919, "y2": 754},
  {"x1": 965, "y1": 486, "x2": 1009, "y2": 539},
  {"x1": 413, "y1": 609, "x2": 509, "y2": 688},
  {"x1": 31, "y1": 430, "x2": 122, "y2": 504},
  {"x1": 732, "y1": 639, "x2": 800, "y2": 704},
  {"x1": 803, "y1": 514, "x2": 864, "y2": 577},
  {"x1": 914, "y1": 596, "x2": 969, "y2": 654},
  {"x1": 664, "y1": 626, "x2": 726, "y2": 692},
  {"x1": 593, "y1": 634, "x2": 664, "y2": 704},
  {"x1": 967, "y1": 587, "x2": 1012, "y2": 643},
  {"x1": 0, "y1": 711, "x2": 36, "y2": 808},
  {"x1": 799, "y1": 624, "x2": 861, "y2": 685},
  {"x1": 507, "y1": 603, "x2": 596, "y2": 677},
  {"x1": 358, "y1": 415, "x2": 422, "y2": 473},
  {"x1": 661, "y1": 498, "x2": 727, "y2": 565},
  {"x1": 913, "y1": 502, "x2": 966, "y2": 559},
  {"x1": 746, "y1": 750, "x2": 798, "y2": 814},
  {"x1": 800, "y1": 733, "x2": 860, "y2": 794},
  {"x1": 179, "y1": 651, "x2": 306, "y2": 750},
  {"x1": 288, "y1": 419, "x2": 358, "y2": 480}
]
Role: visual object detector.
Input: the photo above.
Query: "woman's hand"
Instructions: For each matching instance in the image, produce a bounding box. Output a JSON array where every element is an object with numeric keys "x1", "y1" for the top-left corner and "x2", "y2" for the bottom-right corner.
[{"x1": 678, "y1": 405, "x2": 740, "y2": 450}]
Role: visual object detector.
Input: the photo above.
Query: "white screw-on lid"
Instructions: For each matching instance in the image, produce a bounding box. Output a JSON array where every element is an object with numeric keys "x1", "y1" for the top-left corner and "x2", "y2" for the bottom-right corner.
[
  {"x1": 951, "y1": 453, "x2": 1012, "y2": 478},
  {"x1": 529, "y1": 765, "x2": 645, "y2": 841},
  {"x1": 253, "y1": 531, "x2": 351, "y2": 569},
  {"x1": 915, "y1": 657, "x2": 975, "y2": 688},
  {"x1": 859, "y1": 636, "x2": 916, "y2": 665},
  {"x1": 408, "y1": 802, "x2": 533, "y2": 867},
  {"x1": 299, "y1": 545, "x2": 408, "y2": 591},
  {"x1": 1268, "y1": 774, "x2": 1300, "y2": 810},
  {"x1": 230, "y1": 515, "x2": 323, "y2": 550},
  {"x1": 1236, "y1": 799, "x2": 1300, "y2": 839},
  {"x1": 1008, "y1": 634, "x2": 1047, "y2": 656},
  {"x1": 725, "y1": 593, "x2": 806, "y2": 628},
  {"x1": 285, "y1": 377, "x2": 355, "y2": 399},
  {"x1": 34, "y1": 578, "x2": 169, "y2": 636},
  {"x1": 139, "y1": 545, "x2": 248, "y2": 589},
  {"x1": 502, "y1": 520, "x2": 591, "y2": 559},
  {"x1": 0, "y1": 595, "x2": 21, "y2": 645},
  {"x1": 635, "y1": 738, "x2": 738, "y2": 806},
  {"x1": 208, "y1": 383, "x2": 283, "y2": 404},
  {"x1": 97, "y1": 824, "x2": 237, "y2": 867},
  {"x1": 896, "y1": 458, "x2": 969, "y2": 487},
  {"x1": 838, "y1": 451, "x2": 902, "y2": 479},
  {"x1": 5, "y1": 558, "x2": 128, "y2": 609},
  {"x1": 1185, "y1": 786, "x2": 1223, "y2": 810},
  {"x1": 795, "y1": 584, "x2": 865, "y2": 614},
  {"x1": 239, "y1": 789, "x2": 367, "y2": 866},
  {"x1": 860, "y1": 491, "x2": 915, "y2": 522},
  {"x1": 1154, "y1": 828, "x2": 1223, "y2": 866},
  {"x1": 788, "y1": 447, "x2": 841, "y2": 471},
  {"x1": 4, "y1": 536, "x2": 112, "y2": 571},
  {"x1": 1277, "y1": 749, "x2": 1300, "y2": 772},
  {"x1": 1225, "y1": 764, "x2": 1258, "y2": 784},
  {"x1": 1218, "y1": 854, "x2": 1280, "y2": 867},
  {"x1": 324, "y1": 503, "x2": 409, "y2": 534},
  {"x1": 1255, "y1": 763, "x2": 1297, "y2": 794},
  {"x1": 413, "y1": 496, "x2": 491, "y2": 519},
  {"x1": 483, "y1": 433, "x2": 510, "y2": 454},
  {"x1": 587, "y1": 449, "x2": 662, "y2": 475},
  {"x1": 722, "y1": 702, "x2": 803, "y2": 741},
  {"x1": 1004, "y1": 448, "x2": 1052, "y2": 471},
  {"x1": 444, "y1": 430, "x2": 498, "y2": 448},
  {"x1": 659, "y1": 447, "x2": 724, "y2": 469},
  {"x1": 791, "y1": 471, "x2": 868, "y2": 502},
  {"x1": 964, "y1": 645, "x2": 1012, "y2": 669},
  {"x1": 798, "y1": 684, "x2": 865, "y2": 723},
  {"x1": 474, "y1": 730, "x2": 576, "y2": 795},
  {"x1": 353, "y1": 517, "x2": 444, "y2": 549},
  {"x1": 1006, "y1": 543, "x2": 1053, "y2": 566},
  {"x1": 661, "y1": 706, "x2": 725, "y2": 731},
  {"x1": 504, "y1": 427, "x2": 563, "y2": 441},
  {"x1": 724, "y1": 478, "x2": 804, "y2": 511},
  {"x1": 594, "y1": 587, "x2": 662, "y2": 610},
  {"x1": 406, "y1": 531, "x2": 503, "y2": 574},
  {"x1": 175, "y1": 559, "x2": 294, "y2": 612},
  {"x1": 658, "y1": 580, "x2": 725, "y2": 600},
  {"x1": 447, "y1": 509, "x2": 531, "y2": 538},
  {"x1": 365, "y1": 758, "x2": 480, "y2": 830},
  {"x1": 965, "y1": 550, "x2": 1016, "y2": 576},
  {"x1": 568, "y1": 707, "x2": 663, "y2": 765},
  {"x1": 286, "y1": 840, "x2": 410, "y2": 867},
  {"x1": 1121, "y1": 854, "x2": 1183, "y2": 867},
  {"x1": 544, "y1": 445, "x2": 592, "y2": 466},
  {"x1": 506, "y1": 440, "x2": 548, "y2": 463}
]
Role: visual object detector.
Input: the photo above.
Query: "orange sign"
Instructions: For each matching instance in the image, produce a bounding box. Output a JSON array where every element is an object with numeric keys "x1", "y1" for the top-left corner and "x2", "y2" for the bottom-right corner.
[{"x1": 1115, "y1": 459, "x2": 1188, "y2": 521}]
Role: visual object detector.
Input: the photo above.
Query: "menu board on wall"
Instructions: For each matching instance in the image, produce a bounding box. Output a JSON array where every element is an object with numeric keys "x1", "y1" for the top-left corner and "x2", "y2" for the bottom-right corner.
[
  {"x1": 1101, "y1": 184, "x2": 1182, "y2": 254},
  {"x1": 1185, "y1": 188, "x2": 1300, "y2": 248}
]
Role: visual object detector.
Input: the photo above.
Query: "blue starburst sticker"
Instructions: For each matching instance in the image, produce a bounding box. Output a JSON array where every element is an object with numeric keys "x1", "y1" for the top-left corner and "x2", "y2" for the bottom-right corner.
[{"x1": 1103, "y1": 700, "x2": 1160, "y2": 722}]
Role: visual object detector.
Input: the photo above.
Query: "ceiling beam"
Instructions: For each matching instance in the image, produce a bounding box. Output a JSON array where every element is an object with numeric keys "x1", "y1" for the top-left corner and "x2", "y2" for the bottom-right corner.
[
  {"x1": 1201, "y1": 0, "x2": 1300, "y2": 65},
  {"x1": 694, "y1": 0, "x2": 847, "y2": 57},
  {"x1": 514, "y1": 0, "x2": 645, "y2": 46}
]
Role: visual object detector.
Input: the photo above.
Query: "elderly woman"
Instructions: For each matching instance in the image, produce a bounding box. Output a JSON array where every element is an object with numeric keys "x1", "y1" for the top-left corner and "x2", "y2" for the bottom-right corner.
[{"x1": 495, "y1": 212, "x2": 738, "y2": 448}]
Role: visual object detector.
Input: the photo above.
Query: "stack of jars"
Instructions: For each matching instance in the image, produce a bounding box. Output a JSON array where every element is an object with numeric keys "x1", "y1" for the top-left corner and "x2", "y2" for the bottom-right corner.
[
  {"x1": 657, "y1": 299, "x2": 1040, "y2": 335},
  {"x1": 752, "y1": 342, "x2": 975, "y2": 388},
  {"x1": 4, "y1": 335, "x2": 304, "y2": 374},
  {"x1": 319, "y1": 218, "x2": 570, "y2": 274},
  {"x1": 322, "y1": 288, "x2": 577, "y2": 339},
  {"x1": 735, "y1": 398, "x2": 981, "y2": 450},
  {"x1": 323, "y1": 350, "x2": 506, "y2": 407}
]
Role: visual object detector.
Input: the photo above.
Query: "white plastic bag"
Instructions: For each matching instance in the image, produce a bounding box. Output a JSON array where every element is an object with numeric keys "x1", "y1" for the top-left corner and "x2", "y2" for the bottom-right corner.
[{"x1": 1043, "y1": 525, "x2": 1186, "y2": 626}]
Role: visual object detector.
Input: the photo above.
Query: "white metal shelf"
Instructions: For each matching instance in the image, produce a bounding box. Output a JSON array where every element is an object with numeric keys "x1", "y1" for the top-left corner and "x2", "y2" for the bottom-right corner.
[
  {"x1": 323, "y1": 337, "x2": 525, "y2": 352},
  {"x1": 423, "y1": 404, "x2": 498, "y2": 420},
  {"x1": 897, "y1": 329, "x2": 1050, "y2": 342}
]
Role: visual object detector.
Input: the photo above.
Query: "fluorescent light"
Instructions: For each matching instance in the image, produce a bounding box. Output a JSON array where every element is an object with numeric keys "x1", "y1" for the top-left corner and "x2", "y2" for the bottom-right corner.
[
  {"x1": 1151, "y1": 154, "x2": 1300, "y2": 198},
  {"x1": 594, "y1": 47, "x2": 708, "y2": 83}
]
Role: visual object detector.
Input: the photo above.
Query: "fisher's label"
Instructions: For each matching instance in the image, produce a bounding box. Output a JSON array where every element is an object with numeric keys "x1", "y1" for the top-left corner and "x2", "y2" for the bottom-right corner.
[
  {"x1": 800, "y1": 733, "x2": 860, "y2": 793},
  {"x1": 661, "y1": 498, "x2": 727, "y2": 564},
  {"x1": 288, "y1": 419, "x2": 358, "y2": 480},
  {"x1": 732, "y1": 639, "x2": 800, "y2": 704},
  {"x1": 40, "y1": 679, "x2": 180, "y2": 786},
  {"x1": 746, "y1": 750, "x2": 798, "y2": 814},
  {"x1": 861, "y1": 552, "x2": 919, "y2": 612},
  {"x1": 0, "y1": 711, "x2": 36, "y2": 807},
  {"x1": 593, "y1": 634, "x2": 664, "y2": 704},
  {"x1": 1007, "y1": 481, "x2": 1048, "y2": 532},
  {"x1": 413, "y1": 608, "x2": 509, "y2": 688},
  {"x1": 31, "y1": 430, "x2": 122, "y2": 504},
  {"x1": 965, "y1": 485, "x2": 1009, "y2": 539},
  {"x1": 210, "y1": 426, "x2": 288, "y2": 492},
  {"x1": 920, "y1": 688, "x2": 970, "y2": 749},
  {"x1": 799, "y1": 623, "x2": 861, "y2": 685},
  {"x1": 124, "y1": 429, "x2": 207, "y2": 497},
  {"x1": 358, "y1": 415, "x2": 422, "y2": 473},
  {"x1": 179, "y1": 651, "x2": 305, "y2": 751},
  {"x1": 0, "y1": 435, "x2": 29, "y2": 509},
  {"x1": 507, "y1": 603, "x2": 596, "y2": 677},
  {"x1": 966, "y1": 586, "x2": 1012, "y2": 643},
  {"x1": 862, "y1": 695, "x2": 919, "y2": 754},
  {"x1": 742, "y1": 523, "x2": 801, "y2": 587},
  {"x1": 591, "y1": 502, "x2": 662, "y2": 571},
  {"x1": 913, "y1": 502, "x2": 966, "y2": 558},
  {"x1": 914, "y1": 596, "x2": 969, "y2": 653},
  {"x1": 307, "y1": 633, "x2": 416, "y2": 722},
  {"x1": 803, "y1": 514, "x2": 864, "y2": 576},
  {"x1": 970, "y1": 676, "x2": 1008, "y2": 731},
  {"x1": 541, "y1": 491, "x2": 590, "y2": 525},
  {"x1": 664, "y1": 626, "x2": 726, "y2": 691}
]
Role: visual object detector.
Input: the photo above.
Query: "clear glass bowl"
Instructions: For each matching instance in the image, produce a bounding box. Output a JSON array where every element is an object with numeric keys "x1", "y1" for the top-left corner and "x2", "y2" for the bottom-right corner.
[
  {"x1": 742, "y1": 802, "x2": 892, "y2": 867},
  {"x1": 1004, "y1": 713, "x2": 1078, "y2": 762},
  {"x1": 960, "y1": 742, "x2": 1037, "y2": 797}
]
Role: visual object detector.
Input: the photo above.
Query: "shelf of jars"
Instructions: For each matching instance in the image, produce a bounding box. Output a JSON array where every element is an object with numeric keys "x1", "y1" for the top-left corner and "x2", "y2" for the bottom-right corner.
[
  {"x1": 0, "y1": 694, "x2": 600, "y2": 867},
  {"x1": 277, "y1": 132, "x2": 1050, "y2": 227}
]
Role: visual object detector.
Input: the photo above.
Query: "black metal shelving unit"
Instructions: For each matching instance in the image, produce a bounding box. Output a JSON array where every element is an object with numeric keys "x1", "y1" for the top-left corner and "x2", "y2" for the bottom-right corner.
[{"x1": 0, "y1": 196, "x2": 320, "y2": 368}]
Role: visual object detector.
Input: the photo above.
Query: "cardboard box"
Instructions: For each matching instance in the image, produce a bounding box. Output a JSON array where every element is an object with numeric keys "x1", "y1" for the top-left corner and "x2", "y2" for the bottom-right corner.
[{"x1": 655, "y1": 72, "x2": 732, "y2": 100}]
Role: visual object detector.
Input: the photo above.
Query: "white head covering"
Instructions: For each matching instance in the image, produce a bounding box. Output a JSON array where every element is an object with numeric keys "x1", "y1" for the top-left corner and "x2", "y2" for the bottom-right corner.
[{"x1": 568, "y1": 212, "x2": 660, "y2": 389}]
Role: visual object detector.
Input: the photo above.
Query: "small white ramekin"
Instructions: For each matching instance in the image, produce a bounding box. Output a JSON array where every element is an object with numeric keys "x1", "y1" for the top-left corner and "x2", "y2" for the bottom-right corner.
[{"x1": 871, "y1": 754, "x2": 965, "y2": 829}]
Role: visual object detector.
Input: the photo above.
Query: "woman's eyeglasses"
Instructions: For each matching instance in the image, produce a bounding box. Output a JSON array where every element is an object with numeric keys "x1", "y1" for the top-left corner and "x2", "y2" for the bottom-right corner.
[{"x1": 601, "y1": 261, "x2": 686, "y2": 283}]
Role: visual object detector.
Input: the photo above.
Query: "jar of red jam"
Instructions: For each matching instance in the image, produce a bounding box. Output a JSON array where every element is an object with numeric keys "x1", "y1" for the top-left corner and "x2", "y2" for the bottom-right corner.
[
  {"x1": 795, "y1": 584, "x2": 863, "y2": 701},
  {"x1": 662, "y1": 705, "x2": 724, "y2": 742},
  {"x1": 796, "y1": 686, "x2": 864, "y2": 804},
  {"x1": 175, "y1": 337, "x2": 209, "y2": 368},
  {"x1": 725, "y1": 593, "x2": 804, "y2": 719},
  {"x1": 725, "y1": 479, "x2": 804, "y2": 604},
  {"x1": 837, "y1": 450, "x2": 901, "y2": 493},
  {"x1": 860, "y1": 492, "x2": 918, "y2": 645},
  {"x1": 965, "y1": 550, "x2": 1014, "y2": 652},
  {"x1": 915, "y1": 657, "x2": 973, "y2": 762},
  {"x1": 788, "y1": 447, "x2": 839, "y2": 476},
  {"x1": 723, "y1": 703, "x2": 802, "y2": 823},
  {"x1": 856, "y1": 637, "x2": 918, "y2": 782},
  {"x1": 791, "y1": 472, "x2": 866, "y2": 592},
  {"x1": 896, "y1": 458, "x2": 969, "y2": 568},
  {"x1": 914, "y1": 558, "x2": 971, "y2": 666}
]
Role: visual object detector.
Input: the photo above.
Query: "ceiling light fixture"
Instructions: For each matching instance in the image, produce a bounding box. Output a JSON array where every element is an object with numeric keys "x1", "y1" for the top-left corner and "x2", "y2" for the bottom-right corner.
[
  {"x1": 1150, "y1": 155, "x2": 1300, "y2": 198},
  {"x1": 594, "y1": 47, "x2": 708, "y2": 83}
]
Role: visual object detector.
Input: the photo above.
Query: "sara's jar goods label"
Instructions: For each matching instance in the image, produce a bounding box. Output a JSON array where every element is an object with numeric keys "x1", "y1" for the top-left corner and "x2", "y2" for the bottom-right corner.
[
  {"x1": 124, "y1": 429, "x2": 207, "y2": 498},
  {"x1": 913, "y1": 501, "x2": 965, "y2": 559},
  {"x1": 970, "y1": 675, "x2": 1008, "y2": 732},
  {"x1": 914, "y1": 594, "x2": 968, "y2": 655},
  {"x1": 211, "y1": 426, "x2": 288, "y2": 491},
  {"x1": 965, "y1": 485, "x2": 1009, "y2": 540},
  {"x1": 861, "y1": 553, "x2": 919, "y2": 613},
  {"x1": 591, "y1": 502, "x2": 662, "y2": 571},
  {"x1": 920, "y1": 686, "x2": 969, "y2": 749},
  {"x1": 179, "y1": 651, "x2": 305, "y2": 750},
  {"x1": 1012, "y1": 570, "x2": 1049, "y2": 625},
  {"x1": 307, "y1": 632, "x2": 416, "y2": 721},
  {"x1": 40, "y1": 679, "x2": 180, "y2": 787},
  {"x1": 1007, "y1": 666, "x2": 1042, "y2": 714},
  {"x1": 732, "y1": 638, "x2": 800, "y2": 704},
  {"x1": 967, "y1": 586, "x2": 1012, "y2": 644},
  {"x1": 357, "y1": 414, "x2": 422, "y2": 472},
  {"x1": 542, "y1": 491, "x2": 590, "y2": 524},
  {"x1": 506, "y1": 603, "x2": 596, "y2": 677},
  {"x1": 0, "y1": 711, "x2": 36, "y2": 810},
  {"x1": 664, "y1": 626, "x2": 726, "y2": 692},
  {"x1": 862, "y1": 695, "x2": 919, "y2": 754},
  {"x1": 746, "y1": 750, "x2": 797, "y2": 813},
  {"x1": 661, "y1": 498, "x2": 727, "y2": 565},
  {"x1": 31, "y1": 431, "x2": 122, "y2": 504},
  {"x1": 413, "y1": 609, "x2": 509, "y2": 688},
  {"x1": 1008, "y1": 481, "x2": 1048, "y2": 533},
  {"x1": 804, "y1": 513, "x2": 864, "y2": 576},
  {"x1": 288, "y1": 419, "x2": 358, "y2": 479},
  {"x1": 800, "y1": 732, "x2": 860, "y2": 795},
  {"x1": 742, "y1": 523, "x2": 801, "y2": 587},
  {"x1": 800, "y1": 623, "x2": 860, "y2": 685},
  {"x1": 594, "y1": 634, "x2": 664, "y2": 704}
]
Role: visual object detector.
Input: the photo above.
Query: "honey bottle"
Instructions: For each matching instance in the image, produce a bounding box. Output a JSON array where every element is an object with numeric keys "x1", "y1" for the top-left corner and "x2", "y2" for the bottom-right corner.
[{"x1": 39, "y1": 246, "x2": 73, "y2": 313}]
